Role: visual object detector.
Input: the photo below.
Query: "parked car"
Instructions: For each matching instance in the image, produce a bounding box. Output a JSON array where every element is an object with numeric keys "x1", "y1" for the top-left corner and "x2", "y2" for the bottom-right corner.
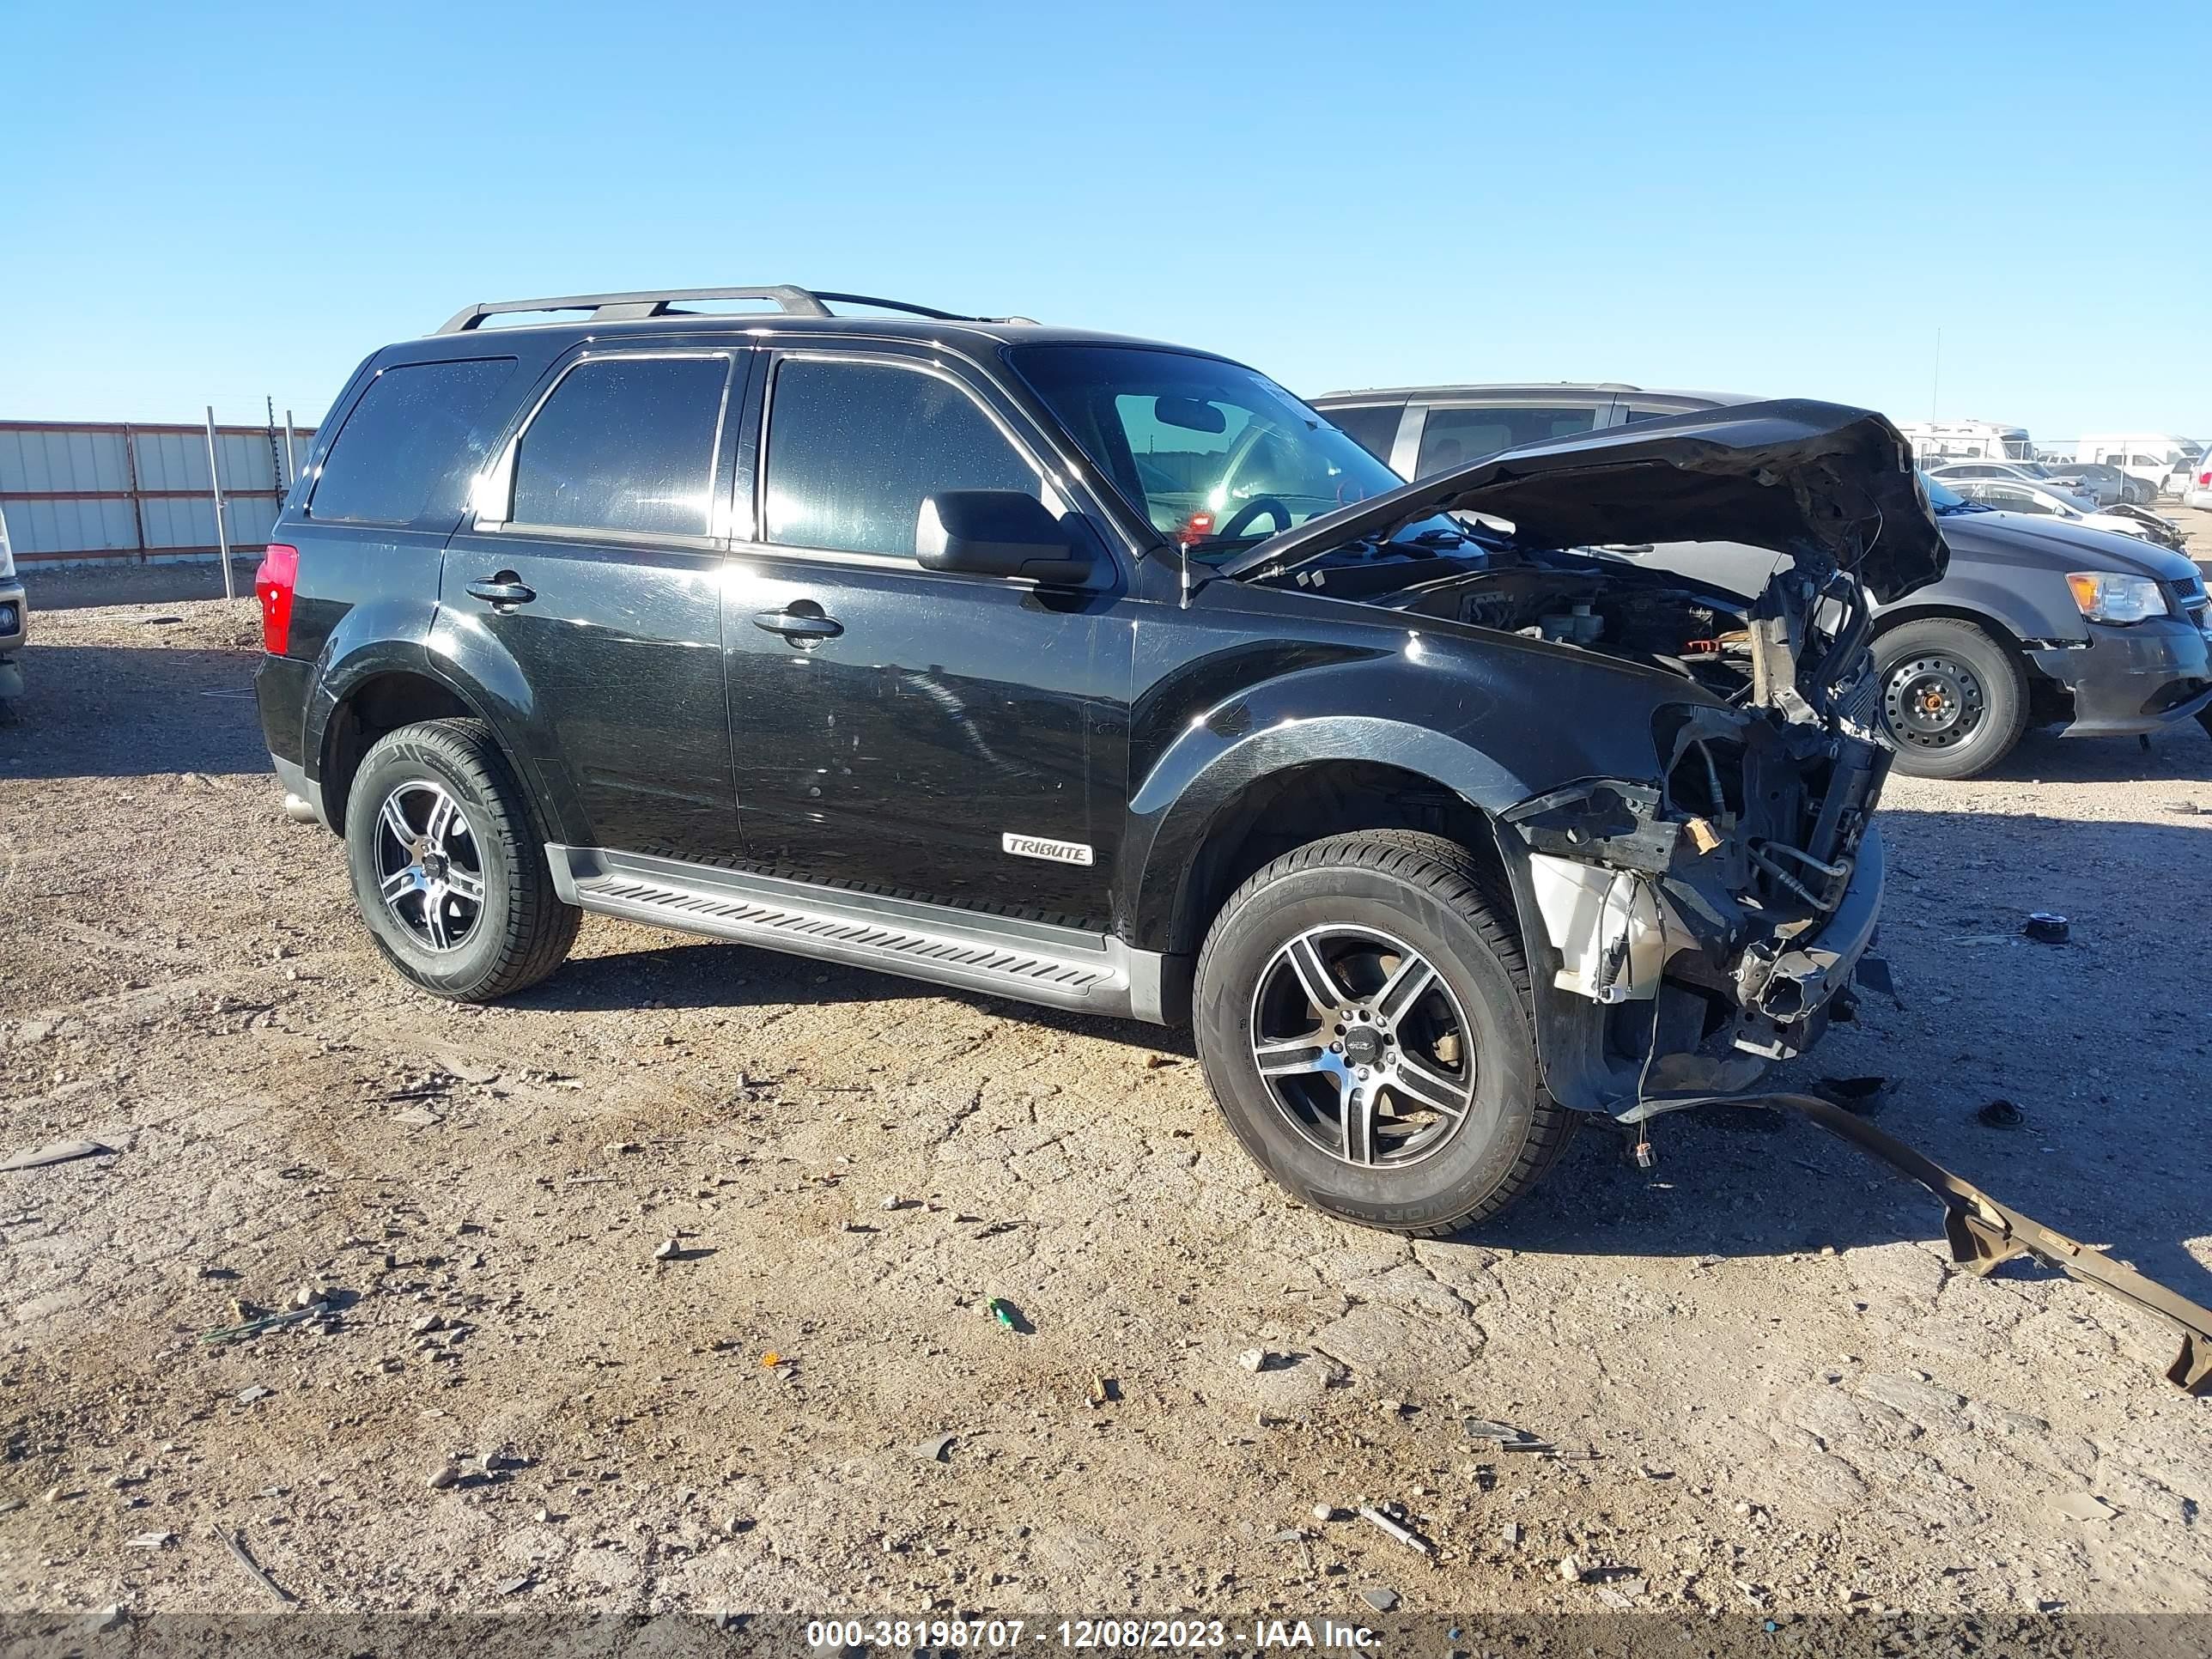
[
  {"x1": 1942, "y1": 475, "x2": 2185, "y2": 545},
  {"x1": 1310, "y1": 382, "x2": 2212, "y2": 778},
  {"x1": 0, "y1": 507, "x2": 25, "y2": 707},
  {"x1": 1926, "y1": 461, "x2": 2100, "y2": 509},
  {"x1": 2186, "y1": 457, "x2": 2212, "y2": 511},
  {"x1": 2076, "y1": 433, "x2": 2203, "y2": 499},
  {"x1": 255, "y1": 286, "x2": 1939, "y2": 1236},
  {"x1": 2039, "y1": 461, "x2": 2148, "y2": 506}
]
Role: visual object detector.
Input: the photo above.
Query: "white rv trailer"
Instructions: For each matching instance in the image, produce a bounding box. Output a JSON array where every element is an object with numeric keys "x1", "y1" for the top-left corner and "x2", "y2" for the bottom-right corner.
[{"x1": 1893, "y1": 419, "x2": 2035, "y2": 462}]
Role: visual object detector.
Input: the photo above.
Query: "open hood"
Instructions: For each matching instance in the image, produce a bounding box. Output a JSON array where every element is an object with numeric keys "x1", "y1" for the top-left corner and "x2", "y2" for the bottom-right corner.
[{"x1": 1223, "y1": 398, "x2": 1946, "y2": 603}]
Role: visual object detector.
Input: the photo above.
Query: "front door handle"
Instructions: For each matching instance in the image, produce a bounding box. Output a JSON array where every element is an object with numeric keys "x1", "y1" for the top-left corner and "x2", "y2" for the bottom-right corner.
[
  {"x1": 466, "y1": 574, "x2": 536, "y2": 606},
  {"x1": 752, "y1": 607, "x2": 843, "y2": 641}
]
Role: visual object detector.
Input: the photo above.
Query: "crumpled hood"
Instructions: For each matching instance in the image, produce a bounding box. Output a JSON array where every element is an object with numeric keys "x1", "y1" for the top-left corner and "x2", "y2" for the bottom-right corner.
[
  {"x1": 1224, "y1": 398, "x2": 1946, "y2": 603},
  {"x1": 1940, "y1": 508, "x2": 2203, "y2": 586}
]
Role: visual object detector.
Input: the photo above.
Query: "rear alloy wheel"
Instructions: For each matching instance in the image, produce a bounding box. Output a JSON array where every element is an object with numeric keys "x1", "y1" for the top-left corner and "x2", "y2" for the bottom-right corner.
[
  {"x1": 343, "y1": 719, "x2": 578, "y2": 1000},
  {"x1": 1875, "y1": 618, "x2": 2027, "y2": 780},
  {"x1": 1194, "y1": 830, "x2": 1574, "y2": 1237}
]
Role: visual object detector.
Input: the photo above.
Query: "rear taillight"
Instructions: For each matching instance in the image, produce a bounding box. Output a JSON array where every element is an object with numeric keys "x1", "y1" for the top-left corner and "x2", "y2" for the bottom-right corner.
[
  {"x1": 2198, "y1": 469, "x2": 2210, "y2": 487},
  {"x1": 256, "y1": 544, "x2": 298, "y2": 655}
]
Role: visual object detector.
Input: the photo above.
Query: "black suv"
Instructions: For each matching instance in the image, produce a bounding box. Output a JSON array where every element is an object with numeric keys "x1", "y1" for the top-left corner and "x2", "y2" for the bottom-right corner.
[{"x1": 254, "y1": 285, "x2": 1939, "y2": 1236}]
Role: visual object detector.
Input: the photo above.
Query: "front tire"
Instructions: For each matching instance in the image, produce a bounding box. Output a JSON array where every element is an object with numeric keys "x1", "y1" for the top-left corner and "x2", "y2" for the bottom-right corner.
[
  {"x1": 1875, "y1": 618, "x2": 2027, "y2": 780},
  {"x1": 1192, "y1": 830, "x2": 1574, "y2": 1237},
  {"x1": 343, "y1": 719, "x2": 578, "y2": 1000}
]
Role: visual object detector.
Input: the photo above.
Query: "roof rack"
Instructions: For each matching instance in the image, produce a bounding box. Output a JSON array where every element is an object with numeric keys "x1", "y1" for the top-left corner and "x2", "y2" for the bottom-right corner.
[{"x1": 434, "y1": 286, "x2": 981, "y2": 335}]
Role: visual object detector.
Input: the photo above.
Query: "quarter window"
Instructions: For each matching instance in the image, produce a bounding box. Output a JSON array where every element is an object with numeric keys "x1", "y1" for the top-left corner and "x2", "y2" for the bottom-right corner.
[
  {"x1": 1322, "y1": 404, "x2": 1404, "y2": 466},
  {"x1": 763, "y1": 359, "x2": 1036, "y2": 557},
  {"x1": 311, "y1": 357, "x2": 518, "y2": 526},
  {"x1": 1416, "y1": 405, "x2": 1598, "y2": 477},
  {"x1": 509, "y1": 356, "x2": 729, "y2": 538}
]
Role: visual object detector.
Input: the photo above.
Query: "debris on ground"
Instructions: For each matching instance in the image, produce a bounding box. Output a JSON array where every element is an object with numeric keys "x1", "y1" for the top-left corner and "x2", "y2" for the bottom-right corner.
[
  {"x1": 1357, "y1": 1503, "x2": 1432, "y2": 1554},
  {"x1": 234, "y1": 1385, "x2": 271, "y2": 1406},
  {"x1": 123, "y1": 1531, "x2": 177, "y2": 1549},
  {"x1": 222, "y1": 1529, "x2": 296, "y2": 1605},
  {"x1": 984, "y1": 1297, "x2": 1024, "y2": 1332},
  {"x1": 1500, "y1": 1522, "x2": 1522, "y2": 1544},
  {"x1": 653, "y1": 1237, "x2": 681, "y2": 1261},
  {"x1": 1237, "y1": 1347, "x2": 1277, "y2": 1374},
  {"x1": 427, "y1": 1463, "x2": 460, "y2": 1491},
  {"x1": 1088, "y1": 1376, "x2": 1115, "y2": 1407},
  {"x1": 1361, "y1": 1587, "x2": 1401, "y2": 1613},
  {"x1": 1978, "y1": 1098, "x2": 2027, "y2": 1129},
  {"x1": 199, "y1": 1303, "x2": 328, "y2": 1345},
  {"x1": 495, "y1": 1573, "x2": 534, "y2": 1595},
  {"x1": 2023, "y1": 912, "x2": 2071, "y2": 945},
  {"x1": 1557, "y1": 1553, "x2": 1586, "y2": 1583},
  {"x1": 0, "y1": 1138, "x2": 115, "y2": 1173},
  {"x1": 911, "y1": 1433, "x2": 957, "y2": 1463},
  {"x1": 1313, "y1": 1503, "x2": 1345, "y2": 1522},
  {"x1": 1817, "y1": 1076, "x2": 1889, "y2": 1115},
  {"x1": 2055, "y1": 1492, "x2": 2118, "y2": 1523}
]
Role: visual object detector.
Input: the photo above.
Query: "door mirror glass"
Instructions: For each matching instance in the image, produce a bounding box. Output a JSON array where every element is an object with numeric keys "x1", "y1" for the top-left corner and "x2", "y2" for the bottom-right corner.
[{"x1": 917, "y1": 490, "x2": 1092, "y2": 586}]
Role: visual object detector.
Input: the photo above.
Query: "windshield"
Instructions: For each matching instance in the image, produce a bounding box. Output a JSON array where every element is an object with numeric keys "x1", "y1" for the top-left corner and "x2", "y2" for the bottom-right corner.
[
  {"x1": 1919, "y1": 471, "x2": 1986, "y2": 514},
  {"x1": 2002, "y1": 437, "x2": 2034, "y2": 460},
  {"x1": 1012, "y1": 345, "x2": 1411, "y2": 560}
]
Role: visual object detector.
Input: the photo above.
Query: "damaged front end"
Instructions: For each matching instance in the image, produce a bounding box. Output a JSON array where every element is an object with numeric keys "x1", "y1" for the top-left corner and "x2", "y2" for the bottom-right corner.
[
  {"x1": 1498, "y1": 561, "x2": 1897, "y2": 1117},
  {"x1": 1229, "y1": 399, "x2": 1944, "y2": 1118}
]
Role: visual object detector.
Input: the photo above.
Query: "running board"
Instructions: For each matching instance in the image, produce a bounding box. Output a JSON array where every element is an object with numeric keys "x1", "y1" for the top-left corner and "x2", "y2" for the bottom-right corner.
[{"x1": 547, "y1": 846, "x2": 1165, "y2": 1020}]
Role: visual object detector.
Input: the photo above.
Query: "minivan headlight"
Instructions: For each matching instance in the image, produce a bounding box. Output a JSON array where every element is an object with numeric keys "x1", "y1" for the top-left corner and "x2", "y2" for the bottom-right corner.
[{"x1": 2066, "y1": 571, "x2": 2166, "y2": 624}]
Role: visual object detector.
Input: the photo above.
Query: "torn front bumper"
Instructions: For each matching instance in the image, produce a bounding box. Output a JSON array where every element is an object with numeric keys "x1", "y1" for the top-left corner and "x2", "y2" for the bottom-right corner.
[
  {"x1": 2029, "y1": 617, "x2": 2212, "y2": 738},
  {"x1": 1501, "y1": 750, "x2": 1891, "y2": 1117}
]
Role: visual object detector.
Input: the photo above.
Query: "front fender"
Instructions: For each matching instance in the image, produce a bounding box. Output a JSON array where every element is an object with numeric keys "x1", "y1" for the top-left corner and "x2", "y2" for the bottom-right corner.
[{"x1": 1874, "y1": 566, "x2": 2081, "y2": 647}]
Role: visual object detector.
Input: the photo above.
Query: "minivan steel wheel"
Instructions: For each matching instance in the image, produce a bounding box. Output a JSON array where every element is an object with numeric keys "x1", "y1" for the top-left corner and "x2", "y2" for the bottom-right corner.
[
  {"x1": 1193, "y1": 830, "x2": 1575, "y2": 1237},
  {"x1": 1873, "y1": 618, "x2": 2027, "y2": 781},
  {"x1": 1249, "y1": 923, "x2": 1477, "y2": 1169},
  {"x1": 1882, "y1": 653, "x2": 1986, "y2": 753}
]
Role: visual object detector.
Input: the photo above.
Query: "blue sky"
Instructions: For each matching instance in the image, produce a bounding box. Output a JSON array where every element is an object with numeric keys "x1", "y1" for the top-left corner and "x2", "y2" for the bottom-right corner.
[{"x1": 3, "y1": 1, "x2": 2204, "y2": 447}]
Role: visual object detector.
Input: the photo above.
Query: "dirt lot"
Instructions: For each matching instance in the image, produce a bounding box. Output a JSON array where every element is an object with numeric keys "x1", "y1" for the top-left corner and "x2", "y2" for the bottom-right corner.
[{"x1": 2, "y1": 549, "x2": 2209, "y2": 1626}]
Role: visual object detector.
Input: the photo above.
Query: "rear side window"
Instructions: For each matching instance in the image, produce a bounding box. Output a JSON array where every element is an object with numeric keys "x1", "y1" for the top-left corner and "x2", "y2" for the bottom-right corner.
[
  {"x1": 310, "y1": 358, "x2": 518, "y2": 526},
  {"x1": 1416, "y1": 405, "x2": 1598, "y2": 476},
  {"x1": 762, "y1": 359, "x2": 1036, "y2": 557},
  {"x1": 509, "y1": 356, "x2": 731, "y2": 538},
  {"x1": 1322, "y1": 404, "x2": 1403, "y2": 465}
]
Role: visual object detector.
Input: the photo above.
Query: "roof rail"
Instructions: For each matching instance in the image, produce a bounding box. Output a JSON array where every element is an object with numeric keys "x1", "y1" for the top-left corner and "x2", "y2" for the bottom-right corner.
[{"x1": 434, "y1": 286, "x2": 978, "y2": 335}]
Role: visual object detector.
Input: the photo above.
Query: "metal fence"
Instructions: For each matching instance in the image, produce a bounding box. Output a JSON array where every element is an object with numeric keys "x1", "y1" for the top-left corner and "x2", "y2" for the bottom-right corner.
[{"x1": 0, "y1": 415, "x2": 316, "y2": 567}]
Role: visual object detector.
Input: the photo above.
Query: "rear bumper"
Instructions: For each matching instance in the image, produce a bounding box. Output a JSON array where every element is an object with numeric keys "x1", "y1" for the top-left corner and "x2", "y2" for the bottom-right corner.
[{"x1": 2030, "y1": 618, "x2": 2212, "y2": 738}]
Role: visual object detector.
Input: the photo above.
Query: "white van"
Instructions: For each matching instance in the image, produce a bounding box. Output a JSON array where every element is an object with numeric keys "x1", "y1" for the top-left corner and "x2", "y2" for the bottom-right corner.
[
  {"x1": 1893, "y1": 419, "x2": 2035, "y2": 462},
  {"x1": 2075, "y1": 433, "x2": 2203, "y2": 497}
]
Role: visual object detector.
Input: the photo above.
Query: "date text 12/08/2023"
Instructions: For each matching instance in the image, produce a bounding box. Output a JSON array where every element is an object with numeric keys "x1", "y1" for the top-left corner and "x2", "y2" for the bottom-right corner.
[{"x1": 802, "y1": 1617, "x2": 1382, "y2": 1650}]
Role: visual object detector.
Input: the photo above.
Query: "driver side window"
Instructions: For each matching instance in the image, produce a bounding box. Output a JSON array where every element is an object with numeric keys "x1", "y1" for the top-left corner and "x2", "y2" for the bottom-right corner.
[{"x1": 762, "y1": 358, "x2": 1039, "y2": 558}]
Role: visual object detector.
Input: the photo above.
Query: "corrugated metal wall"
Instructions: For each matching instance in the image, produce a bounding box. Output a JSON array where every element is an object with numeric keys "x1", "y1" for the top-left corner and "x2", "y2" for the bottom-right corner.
[{"x1": 0, "y1": 418, "x2": 318, "y2": 566}]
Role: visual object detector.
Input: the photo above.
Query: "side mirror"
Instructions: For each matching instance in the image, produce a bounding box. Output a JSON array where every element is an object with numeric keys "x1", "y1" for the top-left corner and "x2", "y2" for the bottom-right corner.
[{"x1": 916, "y1": 491, "x2": 1094, "y2": 586}]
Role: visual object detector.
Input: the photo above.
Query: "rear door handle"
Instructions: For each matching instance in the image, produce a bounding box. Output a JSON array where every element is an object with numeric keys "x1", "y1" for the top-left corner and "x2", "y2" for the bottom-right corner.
[
  {"x1": 752, "y1": 608, "x2": 842, "y2": 641},
  {"x1": 466, "y1": 575, "x2": 536, "y2": 606}
]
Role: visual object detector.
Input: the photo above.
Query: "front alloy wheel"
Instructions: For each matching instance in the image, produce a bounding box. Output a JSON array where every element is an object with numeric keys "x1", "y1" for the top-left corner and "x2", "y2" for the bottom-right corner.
[
  {"x1": 1250, "y1": 924, "x2": 1477, "y2": 1168},
  {"x1": 1192, "y1": 830, "x2": 1574, "y2": 1237}
]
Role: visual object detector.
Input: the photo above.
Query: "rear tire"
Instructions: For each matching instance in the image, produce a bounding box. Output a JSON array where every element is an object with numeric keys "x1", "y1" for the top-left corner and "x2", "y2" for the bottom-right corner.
[
  {"x1": 1875, "y1": 618, "x2": 2027, "y2": 780},
  {"x1": 1192, "y1": 830, "x2": 1574, "y2": 1237},
  {"x1": 343, "y1": 719, "x2": 578, "y2": 1000}
]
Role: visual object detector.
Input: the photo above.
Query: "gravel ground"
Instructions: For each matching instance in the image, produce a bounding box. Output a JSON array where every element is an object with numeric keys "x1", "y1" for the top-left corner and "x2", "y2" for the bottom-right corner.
[{"x1": 1, "y1": 561, "x2": 2208, "y2": 1626}]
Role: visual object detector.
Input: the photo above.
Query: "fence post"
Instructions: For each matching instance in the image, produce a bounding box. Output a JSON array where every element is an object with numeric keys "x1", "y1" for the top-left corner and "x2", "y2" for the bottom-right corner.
[
  {"x1": 283, "y1": 410, "x2": 297, "y2": 491},
  {"x1": 204, "y1": 406, "x2": 234, "y2": 599}
]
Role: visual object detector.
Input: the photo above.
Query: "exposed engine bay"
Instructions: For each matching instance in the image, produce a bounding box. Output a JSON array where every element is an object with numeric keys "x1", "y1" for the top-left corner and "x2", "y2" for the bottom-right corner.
[{"x1": 1224, "y1": 400, "x2": 1941, "y2": 1121}]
